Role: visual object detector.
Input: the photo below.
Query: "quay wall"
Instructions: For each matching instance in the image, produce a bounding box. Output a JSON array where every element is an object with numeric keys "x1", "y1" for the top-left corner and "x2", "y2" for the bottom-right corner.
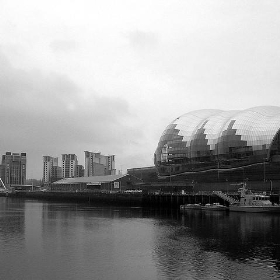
[
  {"x1": 12, "y1": 191, "x2": 143, "y2": 207},
  {"x1": 8, "y1": 189, "x2": 280, "y2": 209},
  {"x1": 10, "y1": 191, "x2": 225, "y2": 209},
  {"x1": 144, "y1": 180, "x2": 280, "y2": 193}
]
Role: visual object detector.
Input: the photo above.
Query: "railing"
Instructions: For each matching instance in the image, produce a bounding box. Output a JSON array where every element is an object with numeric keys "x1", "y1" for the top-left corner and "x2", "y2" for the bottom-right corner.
[
  {"x1": 213, "y1": 191, "x2": 239, "y2": 204},
  {"x1": 0, "y1": 178, "x2": 10, "y2": 193}
]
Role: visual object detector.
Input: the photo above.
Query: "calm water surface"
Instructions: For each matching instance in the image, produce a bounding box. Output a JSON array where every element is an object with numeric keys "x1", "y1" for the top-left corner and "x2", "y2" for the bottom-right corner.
[{"x1": 0, "y1": 197, "x2": 280, "y2": 280}]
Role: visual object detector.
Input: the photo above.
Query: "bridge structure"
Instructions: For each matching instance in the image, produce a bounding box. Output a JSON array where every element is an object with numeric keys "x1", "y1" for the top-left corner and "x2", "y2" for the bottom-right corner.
[{"x1": 0, "y1": 178, "x2": 11, "y2": 195}]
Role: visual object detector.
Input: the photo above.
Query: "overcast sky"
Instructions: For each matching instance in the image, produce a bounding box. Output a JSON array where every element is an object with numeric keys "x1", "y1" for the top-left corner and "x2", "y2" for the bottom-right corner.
[{"x1": 1, "y1": 0, "x2": 280, "y2": 179}]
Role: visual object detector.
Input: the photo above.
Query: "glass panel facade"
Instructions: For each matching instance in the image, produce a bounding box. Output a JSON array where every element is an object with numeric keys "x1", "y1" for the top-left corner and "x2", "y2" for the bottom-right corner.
[{"x1": 155, "y1": 106, "x2": 280, "y2": 178}]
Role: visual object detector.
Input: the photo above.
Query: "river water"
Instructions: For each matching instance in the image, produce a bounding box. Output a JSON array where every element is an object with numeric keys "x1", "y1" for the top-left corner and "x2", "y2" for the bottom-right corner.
[{"x1": 0, "y1": 197, "x2": 280, "y2": 280}]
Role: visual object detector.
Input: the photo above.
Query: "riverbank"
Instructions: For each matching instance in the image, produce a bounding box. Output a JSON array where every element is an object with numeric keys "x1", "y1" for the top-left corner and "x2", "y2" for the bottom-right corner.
[
  {"x1": 10, "y1": 191, "x2": 144, "y2": 206},
  {"x1": 7, "y1": 190, "x2": 280, "y2": 209}
]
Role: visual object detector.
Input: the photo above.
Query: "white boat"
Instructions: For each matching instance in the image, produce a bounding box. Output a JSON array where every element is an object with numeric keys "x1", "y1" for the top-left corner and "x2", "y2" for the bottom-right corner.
[
  {"x1": 180, "y1": 204, "x2": 202, "y2": 211},
  {"x1": 229, "y1": 183, "x2": 280, "y2": 213},
  {"x1": 201, "y1": 203, "x2": 228, "y2": 211}
]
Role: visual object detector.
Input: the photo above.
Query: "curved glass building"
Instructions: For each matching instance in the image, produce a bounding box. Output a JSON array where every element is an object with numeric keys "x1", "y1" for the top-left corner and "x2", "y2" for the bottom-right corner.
[{"x1": 154, "y1": 106, "x2": 280, "y2": 183}]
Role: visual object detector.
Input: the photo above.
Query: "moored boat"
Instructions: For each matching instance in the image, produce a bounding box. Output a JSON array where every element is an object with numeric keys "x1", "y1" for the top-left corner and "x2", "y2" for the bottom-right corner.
[
  {"x1": 180, "y1": 202, "x2": 228, "y2": 212},
  {"x1": 180, "y1": 204, "x2": 202, "y2": 211},
  {"x1": 201, "y1": 203, "x2": 228, "y2": 211},
  {"x1": 229, "y1": 183, "x2": 280, "y2": 213}
]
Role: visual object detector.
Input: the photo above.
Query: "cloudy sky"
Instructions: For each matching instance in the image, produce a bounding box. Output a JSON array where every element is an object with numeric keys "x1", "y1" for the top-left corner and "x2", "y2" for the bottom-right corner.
[{"x1": 1, "y1": 0, "x2": 280, "y2": 179}]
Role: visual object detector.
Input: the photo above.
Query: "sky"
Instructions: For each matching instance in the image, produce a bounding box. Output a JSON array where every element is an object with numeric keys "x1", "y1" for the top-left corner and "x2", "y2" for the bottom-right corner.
[{"x1": 1, "y1": 0, "x2": 280, "y2": 179}]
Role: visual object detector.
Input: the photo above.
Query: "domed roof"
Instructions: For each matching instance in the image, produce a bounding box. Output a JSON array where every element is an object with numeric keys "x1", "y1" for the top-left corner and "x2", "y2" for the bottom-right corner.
[{"x1": 155, "y1": 106, "x2": 280, "y2": 169}]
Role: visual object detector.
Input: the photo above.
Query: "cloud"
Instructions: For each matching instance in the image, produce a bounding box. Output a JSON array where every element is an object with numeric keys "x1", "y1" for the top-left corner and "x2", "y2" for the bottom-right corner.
[
  {"x1": 50, "y1": 40, "x2": 78, "y2": 53},
  {"x1": 0, "y1": 51, "x2": 144, "y2": 178},
  {"x1": 126, "y1": 30, "x2": 159, "y2": 51}
]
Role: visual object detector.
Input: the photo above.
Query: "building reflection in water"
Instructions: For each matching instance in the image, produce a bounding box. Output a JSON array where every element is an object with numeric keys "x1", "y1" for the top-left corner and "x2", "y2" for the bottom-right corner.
[
  {"x1": 0, "y1": 197, "x2": 25, "y2": 246},
  {"x1": 40, "y1": 203, "x2": 159, "y2": 280},
  {"x1": 1, "y1": 198, "x2": 280, "y2": 280},
  {"x1": 152, "y1": 210, "x2": 280, "y2": 279},
  {"x1": 0, "y1": 197, "x2": 26, "y2": 280}
]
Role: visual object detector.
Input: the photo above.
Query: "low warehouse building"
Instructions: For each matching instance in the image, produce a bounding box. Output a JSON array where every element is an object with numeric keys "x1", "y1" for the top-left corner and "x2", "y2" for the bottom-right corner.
[{"x1": 51, "y1": 174, "x2": 143, "y2": 192}]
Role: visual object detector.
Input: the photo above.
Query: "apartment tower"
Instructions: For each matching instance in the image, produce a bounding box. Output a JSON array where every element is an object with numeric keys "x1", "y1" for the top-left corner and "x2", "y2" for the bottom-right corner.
[
  {"x1": 0, "y1": 152, "x2": 27, "y2": 186},
  {"x1": 84, "y1": 151, "x2": 116, "y2": 177},
  {"x1": 62, "y1": 154, "x2": 78, "y2": 178},
  {"x1": 43, "y1": 156, "x2": 62, "y2": 184}
]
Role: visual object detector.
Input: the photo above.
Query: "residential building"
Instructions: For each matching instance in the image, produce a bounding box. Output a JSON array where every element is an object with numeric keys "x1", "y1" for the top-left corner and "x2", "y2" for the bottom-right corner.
[
  {"x1": 43, "y1": 156, "x2": 62, "y2": 184},
  {"x1": 62, "y1": 154, "x2": 78, "y2": 178},
  {"x1": 84, "y1": 151, "x2": 116, "y2": 176},
  {"x1": 0, "y1": 152, "x2": 26, "y2": 186},
  {"x1": 106, "y1": 155, "x2": 116, "y2": 175},
  {"x1": 52, "y1": 165, "x2": 63, "y2": 182},
  {"x1": 76, "y1": 164, "x2": 84, "y2": 177}
]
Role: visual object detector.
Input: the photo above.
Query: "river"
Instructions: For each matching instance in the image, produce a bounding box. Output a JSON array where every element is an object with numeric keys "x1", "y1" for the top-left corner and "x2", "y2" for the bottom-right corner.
[{"x1": 0, "y1": 197, "x2": 280, "y2": 280}]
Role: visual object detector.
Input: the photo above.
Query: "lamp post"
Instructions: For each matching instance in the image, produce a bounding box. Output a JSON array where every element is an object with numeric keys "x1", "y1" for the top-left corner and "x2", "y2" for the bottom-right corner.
[
  {"x1": 169, "y1": 165, "x2": 172, "y2": 184},
  {"x1": 269, "y1": 180, "x2": 273, "y2": 195},
  {"x1": 263, "y1": 158, "x2": 266, "y2": 183}
]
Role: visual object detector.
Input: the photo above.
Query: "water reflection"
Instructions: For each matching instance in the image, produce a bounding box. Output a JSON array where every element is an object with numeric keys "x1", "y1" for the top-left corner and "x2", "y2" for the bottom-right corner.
[
  {"x1": 153, "y1": 210, "x2": 280, "y2": 279},
  {"x1": 0, "y1": 197, "x2": 280, "y2": 280},
  {"x1": 180, "y1": 211, "x2": 280, "y2": 266},
  {"x1": 0, "y1": 197, "x2": 25, "y2": 249}
]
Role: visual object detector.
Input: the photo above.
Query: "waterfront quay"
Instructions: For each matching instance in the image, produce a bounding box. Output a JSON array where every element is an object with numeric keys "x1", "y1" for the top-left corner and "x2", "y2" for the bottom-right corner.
[
  {"x1": 8, "y1": 189, "x2": 280, "y2": 209},
  {"x1": 143, "y1": 191, "x2": 280, "y2": 208},
  {"x1": 11, "y1": 191, "x2": 144, "y2": 207}
]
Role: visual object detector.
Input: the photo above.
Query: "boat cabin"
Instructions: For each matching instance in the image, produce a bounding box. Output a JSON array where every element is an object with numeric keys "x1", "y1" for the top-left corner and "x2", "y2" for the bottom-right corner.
[{"x1": 238, "y1": 184, "x2": 272, "y2": 206}]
